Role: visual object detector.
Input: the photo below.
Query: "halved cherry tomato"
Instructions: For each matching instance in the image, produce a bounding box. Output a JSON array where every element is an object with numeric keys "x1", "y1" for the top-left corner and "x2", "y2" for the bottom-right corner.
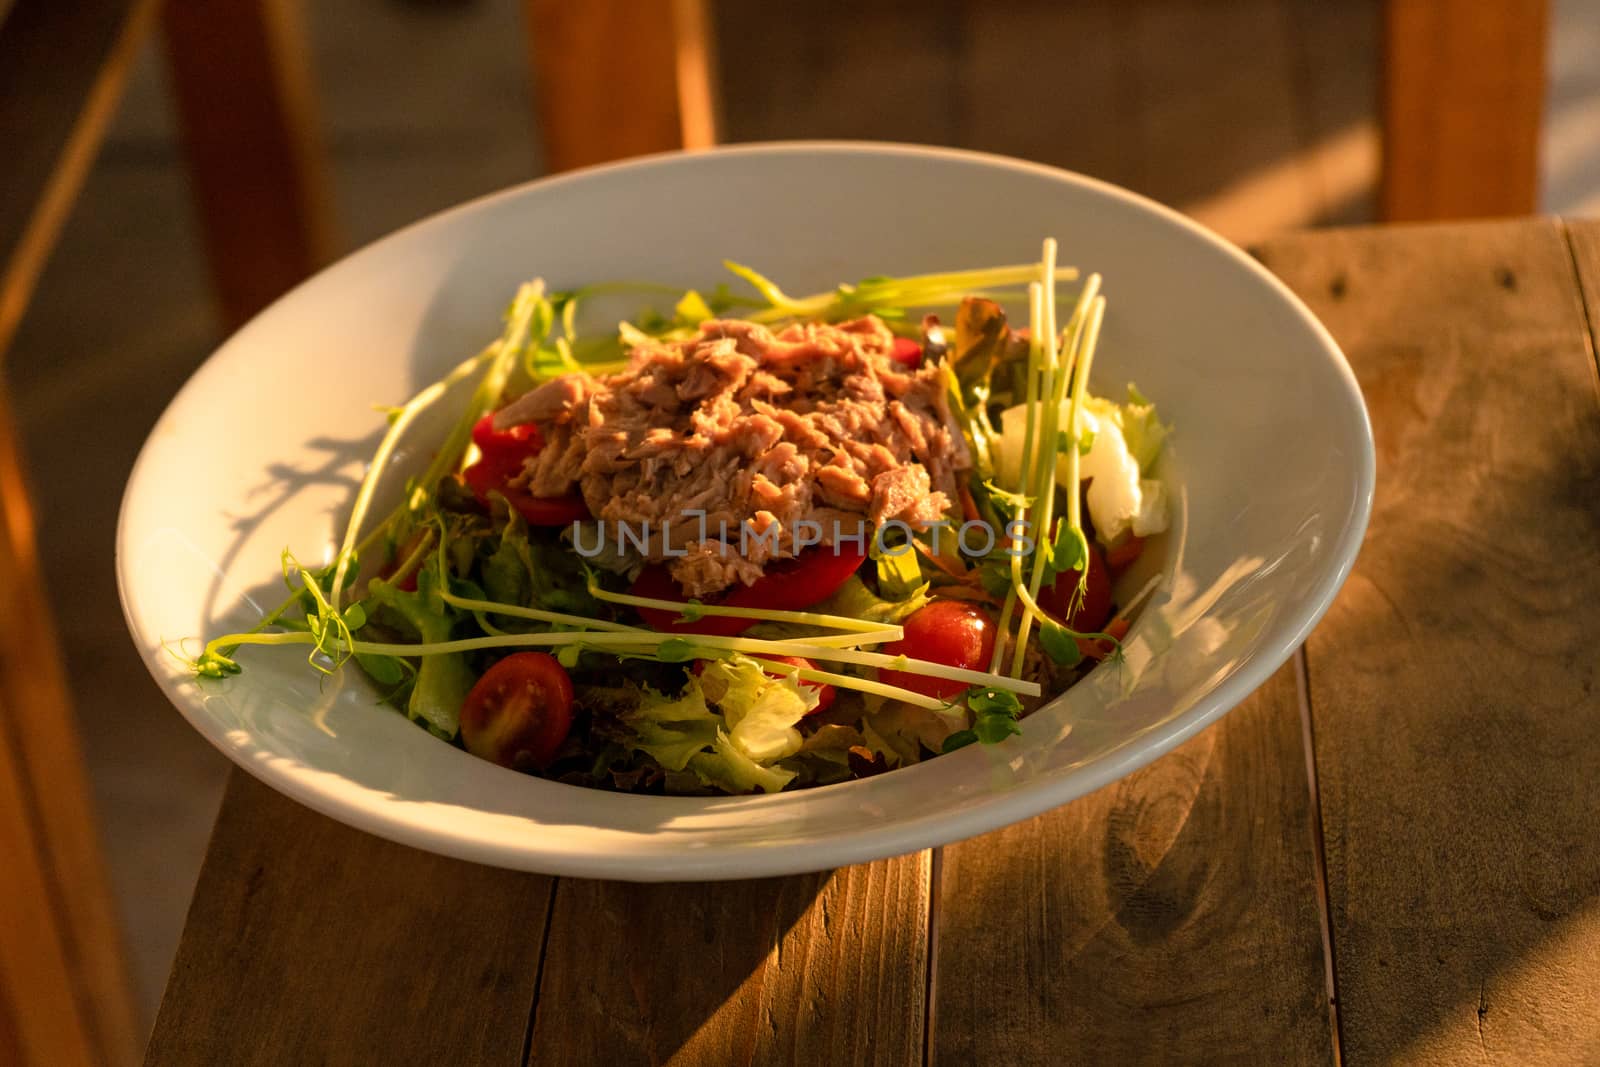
[
  {"x1": 461, "y1": 413, "x2": 591, "y2": 526},
  {"x1": 630, "y1": 542, "x2": 868, "y2": 636},
  {"x1": 694, "y1": 654, "x2": 837, "y2": 714},
  {"x1": 877, "y1": 600, "x2": 995, "y2": 699},
  {"x1": 459, "y1": 652, "x2": 574, "y2": 770},
  {"x1": 1038, "y1": 539, "x2": 1113, "y2": 633},
  {"x1": 889, "y1": 336, "x2": 923, "y2": 368}
]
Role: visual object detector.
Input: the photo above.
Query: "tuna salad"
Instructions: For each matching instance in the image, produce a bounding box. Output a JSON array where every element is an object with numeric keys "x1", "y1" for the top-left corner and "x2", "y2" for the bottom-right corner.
[
  {"x1": 497, "y1": 315, "x2": 970, "y2": 596},
  {"x1": 192, "y1": 243, "x2": 1172, "y2": 795}
]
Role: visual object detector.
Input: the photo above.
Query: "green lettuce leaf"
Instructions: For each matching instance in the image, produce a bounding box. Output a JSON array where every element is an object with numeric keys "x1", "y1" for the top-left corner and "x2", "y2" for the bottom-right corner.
[
  {"x1": 1083, "y1": 384, "x2": 1170, "y2": 475},
  {"x1": 813, "y1": 575, "x2": 930, "y2": 624},
  {"x1": 699, "y1": 656, "x2": 816, "y2": 762},
  {"x1": 622, "y1": 679, "x2": 721, "y2": 771},
  {"x1": 949, "y1": 297, "x2": 1013, "y2": 401},
  {"x1": 860, "y1": 700, "x2": 963, "y2": 766},
  {"x1": 482, "y1": 500, "x2": 601, "y2": 615},
  {"x1": 1120, "y1": 383, "x2": 1170, "y2": 472},
  {"x1": 689, "y1": 730, "x2": 796, "y2": 794},
  {"x1": 366, "y1": 570, "x2": 471, "y2": 738}
]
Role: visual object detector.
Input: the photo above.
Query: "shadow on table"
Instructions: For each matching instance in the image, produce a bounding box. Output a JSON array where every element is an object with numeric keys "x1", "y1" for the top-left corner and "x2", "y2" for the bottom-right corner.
[{"x1": 527, "y1": 869, "x2": 838, "y2": 1060}]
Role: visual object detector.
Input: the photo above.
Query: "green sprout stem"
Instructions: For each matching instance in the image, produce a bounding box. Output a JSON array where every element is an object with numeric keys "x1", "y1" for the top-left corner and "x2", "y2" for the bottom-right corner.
[
  {"x1": 586, "y1": 579, "x2": 903, "y2": 637},
  {"x1": 197, "y1": 626, "x2": 1036, "y2": 711},
  {"x1": 1011, "y1": 271, "x2": 1103, "y2": 675}
]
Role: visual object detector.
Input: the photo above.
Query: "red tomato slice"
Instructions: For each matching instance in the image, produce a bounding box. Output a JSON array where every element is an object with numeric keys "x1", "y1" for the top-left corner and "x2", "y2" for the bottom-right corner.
[
  {"x1": 889, "y1": 336, "x2": 923, "y2": 368},
  {"x1": 1038, "y1": 540, "x2": 1113, "y2": 633},
  {"x1": 877, "y1": 600, "x2": 995, "y2": 699},
  {"x1": 461, "y1": 457, "x2": 508, "y2": 500},
  {"x1": 630, "y1": 542, "x2": 868, "y2": 636},
  {"x1": 471, "y1": 412, "x2": 542, "y2": 465},
  {"x1": 459, "y1": 652, "x2": 574, "y2": 770},
  {"x1": 461, "y1": 415, "x2": 590, "y2": 526},
  {"x1": 497, "y1": 486, "x2": 591, "y2": 526}
]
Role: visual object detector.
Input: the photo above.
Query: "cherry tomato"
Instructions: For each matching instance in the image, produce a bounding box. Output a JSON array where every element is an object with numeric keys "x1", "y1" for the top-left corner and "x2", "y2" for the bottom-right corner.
[
  {"x1": 877, "y1": 600, "x2": 995, "y2": 699},
  {"x1": 459, "y1": 652, "x2": 574, "y2": 770},
  {"x1": 630, "y1": 542, "x2": 868, "y2": 636},
  {"x1": 889, "y1": 336, "x2": 923, "y2": 368},
  {"x1": 1038, "y1": 539, "x2": 1113, "y2": 633}
]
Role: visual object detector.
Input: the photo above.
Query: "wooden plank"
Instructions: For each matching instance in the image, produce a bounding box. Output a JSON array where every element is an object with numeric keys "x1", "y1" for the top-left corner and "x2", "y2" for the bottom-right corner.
[
  {"x1": 145, "y1": 773, "x2": 554, "y2": 1066},
  {"x1": 528, "y1": 853, "x2": 930, "y2": 1065},
  {"x1": 933, "y1": 663, "x2": 1334, "y2": 1065},
  {"x1": 1256, "y1": 219, "x2": 1600, "y2": 1064},
  {"x1": 523, "y1": 0, "x2": 718, "y2": 173},
  {"x1": 1380, "y1": 0, "x2": 1549, "y2": 220},
  {"x1": 0, "y1": 384, "x2": 140, "y2": 1066},
  {"x1": 0, "y1": 0, "x2": 161, "y2": 361},
  {"x1": 161, "y1": 0, "x2": 337, "y2": 328}
]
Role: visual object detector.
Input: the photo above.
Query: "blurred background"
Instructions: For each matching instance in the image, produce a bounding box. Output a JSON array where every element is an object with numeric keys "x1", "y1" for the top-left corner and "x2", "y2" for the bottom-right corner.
[{"x1": 3, "y1": 0, "x2": 1598, "y2": 1043}]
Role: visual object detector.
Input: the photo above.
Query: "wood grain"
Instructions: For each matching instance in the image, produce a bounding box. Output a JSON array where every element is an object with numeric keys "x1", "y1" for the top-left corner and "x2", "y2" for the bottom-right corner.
[
  {"x1": 933, "y1": 663, "x2": 1334, "y2": 1065},
  {"x1": 162, "y1": 0, "x2": 337, "y2": 328},
  {"x1": 524, "y1": 0, "x2": 717, "y2": 174},
  {"x1": 528, "y1": 853, "x2": 930, "y2": 1066},
  {"x1": 1257, "y1": 219, "x2": 1600, "y2": 1064},
  {"x1": 1381, "y1": 0, "x2": 1549, "y2": 220},
  {"x1": 145, "y1": 773, "x2": 553, "y2": 1066}
]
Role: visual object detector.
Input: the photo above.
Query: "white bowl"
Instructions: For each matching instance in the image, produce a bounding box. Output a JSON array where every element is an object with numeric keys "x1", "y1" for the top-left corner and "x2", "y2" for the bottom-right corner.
[{"x1": 117, "y1": 143, "x2": 1372, "y2": 880}]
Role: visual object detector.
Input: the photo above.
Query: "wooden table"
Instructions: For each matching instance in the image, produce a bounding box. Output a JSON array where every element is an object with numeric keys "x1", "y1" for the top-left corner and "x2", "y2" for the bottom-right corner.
[{"x1": 144, "y1": 218, "x2": 1600, "y2": 1064}]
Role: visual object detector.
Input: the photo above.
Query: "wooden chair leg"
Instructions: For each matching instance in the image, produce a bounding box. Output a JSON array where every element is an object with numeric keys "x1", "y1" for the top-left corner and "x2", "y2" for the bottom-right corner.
[
  {"x1": 523, "y1": 0, "x2": 719, "y2": 173},
  {"x1": 0, "y1": 385, "x2": 139, "y2": 1067},
  {"x1": 1380, "y1": 0, "x2": 1550, "y2": 220},
  {"x1": 161, "y1": 0, "x2": 337, "y2": 328}
]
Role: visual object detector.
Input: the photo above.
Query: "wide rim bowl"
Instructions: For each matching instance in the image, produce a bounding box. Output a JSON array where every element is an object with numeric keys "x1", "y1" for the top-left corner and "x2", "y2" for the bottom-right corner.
[{"x1": 117, "y1": 142, "x2": 1373, "y2": 880}]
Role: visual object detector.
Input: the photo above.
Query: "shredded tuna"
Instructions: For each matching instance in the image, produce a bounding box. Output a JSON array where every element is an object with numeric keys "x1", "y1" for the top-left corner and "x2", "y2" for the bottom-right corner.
[{"x1": 502, "y1": 316, "x2": 971, "y2": 596}]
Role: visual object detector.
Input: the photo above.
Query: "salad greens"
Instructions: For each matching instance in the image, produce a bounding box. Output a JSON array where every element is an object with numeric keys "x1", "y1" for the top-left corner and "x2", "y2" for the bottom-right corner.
[{"x1": 188, "y1": 242, "x2": 1170, "y2": 794}]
